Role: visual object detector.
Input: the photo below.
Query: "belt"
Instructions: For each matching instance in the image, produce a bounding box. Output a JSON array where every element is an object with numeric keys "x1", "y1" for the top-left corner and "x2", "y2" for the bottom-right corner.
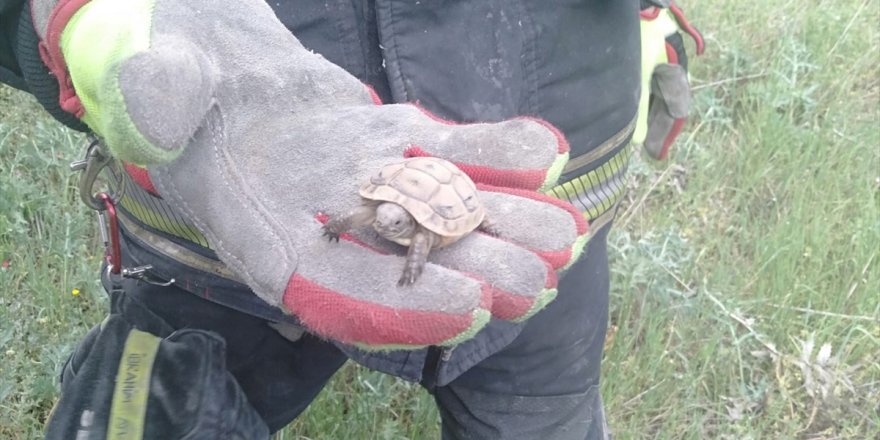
[
  {"x1": 546, "y1": 116, "x2": 636, "y2": 233},
  {"x1": 116, "y1": 210, "x2": 302, "y2": 325}
]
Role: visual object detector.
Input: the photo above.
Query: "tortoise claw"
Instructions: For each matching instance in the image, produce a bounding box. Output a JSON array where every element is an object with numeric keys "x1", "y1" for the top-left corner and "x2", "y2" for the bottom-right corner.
[
  {"x1": 398, "y1": 264, "x2": 422, "y2": 287},
  {"x1": 321, "y1": 227, "x2": 341, "y2": 243},
  {"x1": 478, "y1": 218, "x2": 500, "y2": 237},
  {"x1": 397, "y1": 274, "x2": 414, "y2": 287},
  {"x1": 322, "y1": 215, "x2": 356, "y2": 243}
]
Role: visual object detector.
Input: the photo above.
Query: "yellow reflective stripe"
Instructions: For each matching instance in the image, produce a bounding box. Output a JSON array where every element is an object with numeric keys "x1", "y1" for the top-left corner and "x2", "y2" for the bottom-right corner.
[
  {"x1": 118, "y1": 195, "x2": 210, "y2": 248},
  {"x1": 563, "y1": 118, "x2": 635, "y2": 175},
  {"x1": 598, "y1": 164, "x2": 616, "y2": 213},
  {"x1": 546, "y1": 144, "x2": 633, "y2": 221},
  {"x1": 585, "y1": 204, "x2": 602, "y2": 221},
  {"x1": 605, "y1": 144, "x2": 631, "y2": 175},
  {"x1": 113, "y1": 171, "x2": 212, "y2": 248},
  {"x1": 572, "y1": 171, "x2": 591, "y2": 196},
  {"x1": 108, "y1": 329, "x2": 160, "y2": 440},
  {"x1": 118, "y1": 198, "x2": 167, "y2": 238},
  {"x1": 117, "y1": 211, "x2": 243, "y2": 281},
  {"x1": 584, "y1": 167, "x2": 603, "y2": 195},
  {"x1": 561, "y1": 181, "x2": 580, "y2": 201},
  {"x1": 550, "y1": 185, "x2": 567, "y2": 201}
]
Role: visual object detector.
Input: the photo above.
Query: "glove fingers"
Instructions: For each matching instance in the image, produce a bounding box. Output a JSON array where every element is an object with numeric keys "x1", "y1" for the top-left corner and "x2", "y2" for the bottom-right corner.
[
  {"x1": 429, "y1": 186, "x2": 588, "y2": 321},
  {"x1": 427, "y1": 232, "x2": 560, "y2": 322},
  {"x1": 365, "y1": 105, "x2": 569, "y2": 191},
  {"x1": 153, "y1": 118, "x2": 492, "y2": 350},
  {"x1": 286, "y1": 231, "x2": 493, "y2": 349},
  {"x1": 476, "y1": 185, "x2": 589, "y2": 270},
  {"x1": 334, "y1": 185, "x2": 587, "y2": 322},
  {"x1": 644, "y1": 98, "x2": 685, "y2": 160},
  {"x1": 345, "y1": 226, "x2": 561, "y2": 323},
  {"x1": 652, "y1": 63, "x2": 691, "y2": 118}
]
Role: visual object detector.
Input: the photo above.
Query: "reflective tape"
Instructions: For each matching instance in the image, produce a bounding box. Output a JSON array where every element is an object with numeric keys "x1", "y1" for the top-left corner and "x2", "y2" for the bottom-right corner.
[
  {"x1": 107, "y1": 329, "x2": 160, "y2": 440},
  {"x1": 547, "y1": 142, "x2": 632, "y2": 222},
  {"x1": 114, "y1": 171, "x2": 212, "y2": 248}
]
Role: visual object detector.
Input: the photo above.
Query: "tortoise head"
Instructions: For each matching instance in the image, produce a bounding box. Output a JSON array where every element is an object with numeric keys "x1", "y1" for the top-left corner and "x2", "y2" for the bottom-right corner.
[{"x1": 373, "y1": 202, "x2": 416, "y2": 241}]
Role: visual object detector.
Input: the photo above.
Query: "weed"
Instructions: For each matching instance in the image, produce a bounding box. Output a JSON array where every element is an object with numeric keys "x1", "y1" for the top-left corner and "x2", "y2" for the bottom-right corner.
[{"x1": 1, "y1": 1, "x2": 878, "y2": 439}]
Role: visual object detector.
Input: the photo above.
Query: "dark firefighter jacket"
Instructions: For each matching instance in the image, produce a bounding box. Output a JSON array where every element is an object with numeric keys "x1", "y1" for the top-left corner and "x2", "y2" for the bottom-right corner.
[{"x1": 0, "y1": 0, "x2": 640, "y2": 385}]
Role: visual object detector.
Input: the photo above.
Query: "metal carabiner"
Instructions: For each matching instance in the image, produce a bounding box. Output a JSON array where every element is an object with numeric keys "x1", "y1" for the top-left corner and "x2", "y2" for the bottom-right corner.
[
  {"x1": 69, "y1": 135, "x2": 174, "y2": 284},
  {"x1": 69, "y1": 135, "x2": 126, "y2": 211},
  {"x1": 96, "y1": 192, "x2": 122, "y2": 274}
]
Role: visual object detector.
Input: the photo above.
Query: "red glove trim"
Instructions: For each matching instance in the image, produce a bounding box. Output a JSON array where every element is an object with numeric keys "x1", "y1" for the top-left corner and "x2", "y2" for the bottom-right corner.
[
  {"x1": 491, "y1": 293, "x2": 537, "y2": 321},
  {"x1": 640, "y1": 6, "x2": 661, "y2": 20},
  {"x1": 669, "y1": 3, "x2": 705, "y2": 55},
  {"x1": 283, "y1": 274, "x2": 490, "y2": 346},
  {"x1": 665, "y1": 41, "x2": 680, "y2": 64},
  {"x1": 477, "y1": 184, "x2": 588, "y2": 236},
  {"x1": 123, "y1": 162, "x2": 160, "y2": 197},
  {"x1": 364, "y1": 84, "x2": 383, "y2": 105},
  {"x1": 477, "y1": 184, "x2": 588, "y2": 269},
  {"x1": 34, "y1": 0, "x2": 90, "y2": 118},
  {"x1": 490, "y1": 263, "x2": 557, "y2": 321},
  {"x1": 409, "y1": 104, "x2": 569, "y2": 155},
  {"x1": 532, "y1": 245, "x2": 572, "y2": 270},
  {"x1": 660, "y1": 118, "x2": 686, "y2": 160},
  {"x1": 404, "y1": 146, "x2": 549, "y2": 191}
]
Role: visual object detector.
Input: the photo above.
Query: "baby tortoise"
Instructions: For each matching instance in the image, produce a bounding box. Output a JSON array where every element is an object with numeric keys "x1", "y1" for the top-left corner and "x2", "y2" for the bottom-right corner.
[{"x1": 323, "y1": 157, "x2": 497, "y2": 285}]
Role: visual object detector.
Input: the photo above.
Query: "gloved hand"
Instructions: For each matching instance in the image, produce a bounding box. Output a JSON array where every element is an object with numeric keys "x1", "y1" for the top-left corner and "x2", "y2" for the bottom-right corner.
[
  {"x1": 635, "y1": 1, "x2": 705, "y2": 160},
  {"x1": 33, "y1": 0, "x2": 588, "y2": 350}
]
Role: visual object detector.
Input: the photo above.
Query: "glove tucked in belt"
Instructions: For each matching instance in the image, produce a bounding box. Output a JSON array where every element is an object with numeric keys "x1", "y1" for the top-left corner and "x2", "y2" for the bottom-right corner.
[{"x1": 636, "y1": 1, "x2": 705, "y2": 160}]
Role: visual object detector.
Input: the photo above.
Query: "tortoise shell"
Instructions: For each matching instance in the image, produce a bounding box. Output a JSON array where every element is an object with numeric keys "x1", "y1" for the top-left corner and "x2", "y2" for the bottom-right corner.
[{"x1": 359, "y1": 157, "x2": 484, "y2": 238}]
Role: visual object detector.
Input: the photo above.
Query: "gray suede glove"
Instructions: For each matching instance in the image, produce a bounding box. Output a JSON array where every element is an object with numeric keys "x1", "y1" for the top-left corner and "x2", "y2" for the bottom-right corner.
[
  {"x1": 635, "y1": 2, "x2": 705, "y2": 160},
  {"x1": 35, "y1": 0, "x2": 588, "y2": 350}
]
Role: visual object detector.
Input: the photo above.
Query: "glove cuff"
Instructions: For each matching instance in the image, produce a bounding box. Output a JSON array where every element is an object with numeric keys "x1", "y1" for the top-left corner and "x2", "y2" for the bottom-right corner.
[
  {"x1": 31, "y1": 0, "x2": 188, "y2": 165},
  {"x1": 31, "y1": 0, "x2": 90, "y2": 118},
  {"x1": 636, "y1": 2, "x2": 704, "y2": 160},
  {"x1": 13, "y1": 0, "x2": 87, "y2": 130}
]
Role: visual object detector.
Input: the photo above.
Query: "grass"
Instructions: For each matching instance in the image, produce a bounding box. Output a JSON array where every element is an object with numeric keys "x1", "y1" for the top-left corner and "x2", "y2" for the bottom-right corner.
[{"x1": 1, "y1": 0, "x2": 878, "y2": 438}]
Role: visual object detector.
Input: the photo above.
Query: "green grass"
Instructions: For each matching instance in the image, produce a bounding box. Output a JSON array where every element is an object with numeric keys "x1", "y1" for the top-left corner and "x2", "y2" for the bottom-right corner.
[{"x1": 1, "y1": 0, "x2": 878, "y2": 438}]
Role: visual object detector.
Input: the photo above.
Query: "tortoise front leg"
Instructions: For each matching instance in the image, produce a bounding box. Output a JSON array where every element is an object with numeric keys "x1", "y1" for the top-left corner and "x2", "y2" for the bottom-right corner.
[
  {"x1": 399, "y1": 228, "x2": 436, "y2": 286},
  {"x1": 323, "y1": 204, "x2": 376, "y2": 242},
  {"x1": 478, "y1": 216, "x2": 500, "y2": 237}
]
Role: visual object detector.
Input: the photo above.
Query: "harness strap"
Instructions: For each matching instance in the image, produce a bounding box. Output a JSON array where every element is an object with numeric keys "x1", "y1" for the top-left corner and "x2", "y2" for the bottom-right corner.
[
  {"x1": 547, "y1": 116, "x2": 635, "y2": 224},
  {"x1": 116, "y1": 211, "x2": 302, "y2": 325}
]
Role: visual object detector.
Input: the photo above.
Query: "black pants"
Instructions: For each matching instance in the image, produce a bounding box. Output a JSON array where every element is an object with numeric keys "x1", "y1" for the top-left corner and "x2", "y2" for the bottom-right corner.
[{"x1": 54, "y1": 224, "x2": 611, "y2": 439}]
